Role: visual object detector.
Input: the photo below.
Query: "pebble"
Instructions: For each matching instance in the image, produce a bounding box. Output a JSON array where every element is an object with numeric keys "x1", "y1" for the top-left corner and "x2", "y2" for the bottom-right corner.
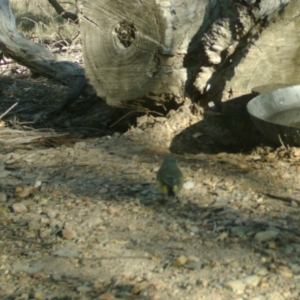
[
  {"x1": 254, "y1": 230, "x2": 279, "y2": 243},
  {"x1": 15, "y1": 186, "x2": 36, "y2": 198},
  {"x1": 132, "y1": 281, "x2": 149, "y2": 294},
  {"x1": 12, "y1": 203, "x2": 27, "y2": 213},
  {"x1": 33, "y1": 291, "x2": 43, "y2": 299},
  {"x1": 39, "y1": 198, "x2": 48, "y2": 205},
  {"x1": 0, "y1": 192, "x2": 7, "y2": 202},
  {"x1": 12, "y1": 261, "x2": 42, "y2": 274},
  {"x1": 34, "y1": 180, "x2": 42, "y2": 188},
  {"x1": 184, "y1": 260, "x2": 203, "y2": 270},
  {"x1": 277, "y1": 266, "x2": 293, "y2": 278},
  {"x1": 98, "y1": 293, "x2": 115, "y2": 300},
  {"x1": 253, "y1": 267, "x2": 269, "y2": 276},
  {"x1": 242, "y1": 275, "x2": 261, "y2": 287},
  {"x1": 172, "y1": 255, "x2": 188, "y2": 266},
  {"x1": 32, "y1": 271, "x2": 46, "y2": 279},
  {"x1": 28, "y1": 220, "x2": 40, "y2": 231},
  {"x1": 224, "y1": 279, "x2": 246, "y2": 294},
  {"x1": 61, "y1": 229, "x2": 77, "y2": 240},
  {"x1": 77, "y1": 285, "x2": 91, "y2": 293},
  {"x1": 197, "y1": 278, "x2": 209, "y2": 287},
  {"x1": 190, "y1": 226, "x2": 199, "y2": 233},
  {"x1": 45, "y1": 209, "x2": 56, "y2": 219},
  {"x1": 183, "y1": 181, "x2": 195, "y2": 190},
  {"x1": 291, "y1": 201, "x2": 298, "y2": 207},
  {"x1": 82, "y1": 216, "x2": 103, "y2": 227},
  {"x1": 192, "y1": 132, "x2": 203, "y2": 138},
  {"x1": 52, "y1": 246, "x2": 80, "y2": 258},
  {"x1": 290, "y1": 263, "x2": 300, "y2": 274},
  {"x1": 251, "y1": 297, "x2": 266, "y2": 300},
  {"x1": 74, "y1": 141, "x2": 86, "y2": 149}
]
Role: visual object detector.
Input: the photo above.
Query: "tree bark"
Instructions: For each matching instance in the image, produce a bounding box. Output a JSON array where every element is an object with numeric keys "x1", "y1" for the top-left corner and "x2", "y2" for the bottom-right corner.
[{"x1": 77, "y1": 0, "x2": 300, "y2": 110}]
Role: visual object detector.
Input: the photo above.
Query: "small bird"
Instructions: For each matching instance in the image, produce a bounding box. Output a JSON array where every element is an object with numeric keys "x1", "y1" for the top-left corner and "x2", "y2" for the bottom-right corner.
[{"x1": 156, "y1": 157, "x2": 183, "y2": 201}]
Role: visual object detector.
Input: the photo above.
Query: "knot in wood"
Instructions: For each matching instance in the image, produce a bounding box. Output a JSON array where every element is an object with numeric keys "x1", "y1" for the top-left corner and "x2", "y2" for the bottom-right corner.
[{"x1": 114, "y1": 20, "x2": 136, "y2": 48}]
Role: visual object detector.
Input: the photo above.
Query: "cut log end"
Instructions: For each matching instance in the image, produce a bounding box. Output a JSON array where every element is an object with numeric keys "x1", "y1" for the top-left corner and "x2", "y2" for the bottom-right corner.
[{"x1": 79, "y1": 0, "x2": 167, "y2": 107}]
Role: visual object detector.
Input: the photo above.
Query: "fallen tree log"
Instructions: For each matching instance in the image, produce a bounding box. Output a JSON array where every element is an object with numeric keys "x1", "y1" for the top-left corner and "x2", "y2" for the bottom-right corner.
[{"x1": 77, "y1": 0, "x2": 300, "y2": 110}]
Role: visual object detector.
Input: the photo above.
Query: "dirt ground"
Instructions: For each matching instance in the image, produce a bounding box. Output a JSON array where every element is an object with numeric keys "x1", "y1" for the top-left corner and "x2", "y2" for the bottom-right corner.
[{"x1": 2, "y1": 59, "x2": 300, "y2": 300}]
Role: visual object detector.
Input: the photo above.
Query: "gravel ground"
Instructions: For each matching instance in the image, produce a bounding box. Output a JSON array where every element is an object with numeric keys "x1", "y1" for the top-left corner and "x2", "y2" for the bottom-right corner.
[{"x1": 1, "y1": 100, "x2": 300, "y2": 300}]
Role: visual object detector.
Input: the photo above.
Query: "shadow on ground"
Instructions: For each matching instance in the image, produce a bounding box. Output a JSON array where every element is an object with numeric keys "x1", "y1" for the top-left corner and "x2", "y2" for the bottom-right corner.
[{"x1": 170, "y1": 94, "x2": 275, "y2": 155}]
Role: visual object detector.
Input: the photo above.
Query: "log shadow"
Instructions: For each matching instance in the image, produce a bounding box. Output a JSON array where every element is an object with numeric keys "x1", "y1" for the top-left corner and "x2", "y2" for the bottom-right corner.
[{"x1": 170, "y1": 93, "x2": 272, "y2": 155}]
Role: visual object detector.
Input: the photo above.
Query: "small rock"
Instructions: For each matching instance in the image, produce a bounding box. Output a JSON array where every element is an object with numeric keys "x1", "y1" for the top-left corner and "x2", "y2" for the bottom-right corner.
[
  {"x1": 292, "y1": 148, "x2": 300, "y2": 156},
  {"x1": 268, "y1": 241, "x2": 276, "y2": 249},
  {"x1": 40, "y1": 216, "x2": 50, "y2": 225},
  {"x1": 234, "y1": 214, "x2": 249, "y2": 224},
  {"x1": 230, "y1": 226, "x2": 252, "y2": 237},
  {"x1": 98, "y1": 293, "x2": 115, "y2": 300},
  {"x1": 184, "y1": 261, "x2": 203, "y2": 270},
  {"x1": 0, "y1": 192, "x2": 7, "y2": 202},
  {"x1": 99, "y1": 187, "x2": 109, "y2": 194},
  {"x1": 251, "y1": 297, "x2": 265, "y2": 300},
  {"x1": 106, "y1": 207, "x2": 119, "y2": 214},
  {"x1": 122, "y1": 168, "x2": 139, "y2": 174},
  {"x1": 51, "y1": 273, "x2": 62, "y2": 281},
  {"x1": 153, "y1": 166, "x2": 160, "y2": 172},
  {"x1": 61, "y1": 229, "x2": 77, "y2": 240},
  {"x1": 183, "y1": 181, "x2": 195, "y2": 190},
  {"x1": 192, "y1": 132, "x2": 203, "y2": 138},
  {"x1": 12, "y1": 203, "x2": 27, "y2": 213},
  {"x1": 184, "y1": 256, "x2": 202, "y2": 269},
  {"x1": 45, "y1": 209, "x2": 56, "y2": 219},
  {"x1": 290, "y1": 263, "x2": 300, "y2": 274},
  {"x1": 33, "y1": 291, "x2": 43, "y2": 299},
  {"x1": 242, "y1": 275, "x2": 261, "y2": 288},
  {"x1": 132, "y1": 281, "x2": 149, "y2": 294},
  {"x1": 52, "y1": 246, "x2": 80, "y2": 258},
  {"x1": 196, "y1": 278, "x2": 209, "y2": 287},
  {"x1": 12, "y1": 262, "x2": 30, "y2": 272},
  {"x1": 21, "y1": 199, "x2": 34, "y2": 206},
  {"x1": 277, "y1": 266, "x2": 293, "y2": 278},
  {"x1": 77, "y1": 285, "x2": 91, "y2": 293},
  {"x1": 190, "y1": 226, "x2": 199, "y2": 234},
  {"x1": 224, "y1": 280, "x2": 246, "y2": 294},
  {"x1": 15, "y1": 186, "x2": 36, "y2": 198},
  {"x1": 12, "y1": 261, "x2": 42, "y2": 274},
  {"x1": 32, "y1": 271, "x2": 46, "y2": 279},
  {"x1": 39, "y1": 198, "x2": 48, "y2": 205},
  {"x1": 172, "y1": 255, "x2": 188, "y2": 266},
  {"x1": 28, "y1": 220, "x2": 40, "y2": 231},
  {"x1": 217, "y1": 232, "x2": 228, "y2": 241},
  {"x1": 0, "y1": 169, "x2": 10, "y2": 179},
  {"x1": 254, "y1": 230, "x2": 279, "y2": 243},
  {"x1": 82, "y1": 216, "x2": 103, "y2": 227},
  {"x1": 253, "y1": 267, "x2": 269, "y2": 276},
  {"x1": 74, "y1": 141, "x2": 86, "y2": 149},
  {"x1": 34, "y1": 180, "x2": 42, "y2": 188},
  {"x1": 291, "y1": 201, "x2": 298, "y2": 207}
]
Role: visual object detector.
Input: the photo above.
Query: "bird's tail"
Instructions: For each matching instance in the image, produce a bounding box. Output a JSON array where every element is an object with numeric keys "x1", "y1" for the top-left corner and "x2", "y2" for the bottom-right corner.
[{"x1": 167, "y1": 186, "x2": 176, "y2": 197}]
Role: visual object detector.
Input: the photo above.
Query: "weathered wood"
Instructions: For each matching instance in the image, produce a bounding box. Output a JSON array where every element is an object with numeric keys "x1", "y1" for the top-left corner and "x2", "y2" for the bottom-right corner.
[
  {"x1": 204, "y1": 0, "x2": 300, "y2": 108},
  {"x1": 78, "y1": 0, "x2": 300, "y2": 110},
  {"x1": 77, "y1": 0, "x2": 213, "y2": 109},
  {"x1": 0, "y1": 0, "x2": 85, "y2": 109}
]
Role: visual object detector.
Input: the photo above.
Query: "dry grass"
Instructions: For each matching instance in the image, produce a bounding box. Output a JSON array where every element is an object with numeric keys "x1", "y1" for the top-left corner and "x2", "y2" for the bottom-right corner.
[{"x1": 10, "y1": 0, "x2": 79, "y2": 47}]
